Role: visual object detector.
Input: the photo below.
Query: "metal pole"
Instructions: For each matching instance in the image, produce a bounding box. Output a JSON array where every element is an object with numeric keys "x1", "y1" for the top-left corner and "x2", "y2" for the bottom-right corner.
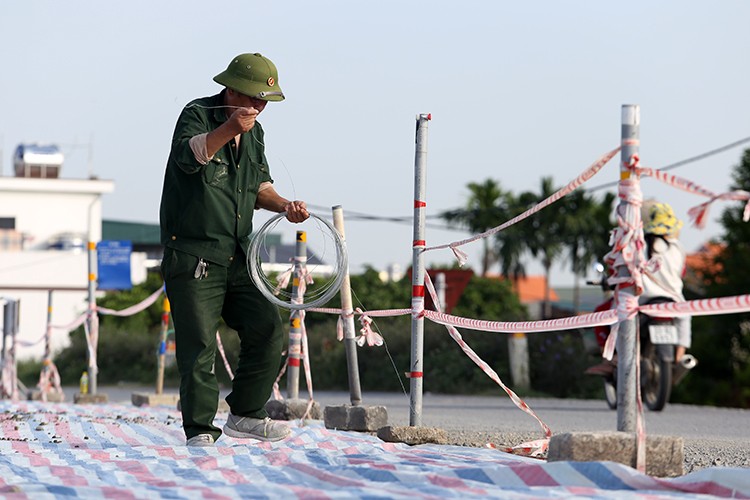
[
  {"x1": 9, "y1": 300, "x2": 19, "y2": 401},
  {"x1": 44, "y1": 291, "x2": 53, "y2": 361},
  {"x1": 1, "y1": 299, "x2": 7, "y2": 372},
  {"x1": 87, "y1": 239, "x2": 98, "y2": 395},
  {"x1": 435, "y1": 272, "x2": 446, "y2": 310},
  {"x1": 156, "y1": 296, "x2": 170, "y2": 395},
  {"x1": 409, "y1": 113, "x2": 431, "y2": 427},
  {"x1": 332, "y1": 205, "x2": 363, "y2": 406},
  {"x1": 1, "y1": 299, "x2": 9, "y2": 399},
  {"x1": 616, "y1": 104, "x2": 640, "y2": 432},
  {"x1": 286, "y1": 230, "x2": 306, "y2": 400}
]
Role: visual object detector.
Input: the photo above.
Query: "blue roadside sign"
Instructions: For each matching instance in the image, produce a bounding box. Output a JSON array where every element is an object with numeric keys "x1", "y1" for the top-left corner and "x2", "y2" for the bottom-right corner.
[{"x1": 97, "y1": 240, "x2": 132, "y2": 290}]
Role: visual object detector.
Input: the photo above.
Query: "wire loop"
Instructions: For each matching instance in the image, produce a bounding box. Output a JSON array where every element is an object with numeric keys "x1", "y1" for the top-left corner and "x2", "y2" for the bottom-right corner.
[{"x1": 248, "y1": 212, "x2": 348, "y2": 310}]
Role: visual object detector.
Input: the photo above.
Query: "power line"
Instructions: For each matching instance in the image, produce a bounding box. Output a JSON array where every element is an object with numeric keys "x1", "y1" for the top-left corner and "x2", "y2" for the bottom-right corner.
[
  {"x1": 311, "y1": 135, "x2": 750, "y2": 226},
  {"x1": 307, "y1": 205, "x2": 459, "y2": 231},
  {"x1": 585, "y1": 135, "x2": 750, "y2": 193}
]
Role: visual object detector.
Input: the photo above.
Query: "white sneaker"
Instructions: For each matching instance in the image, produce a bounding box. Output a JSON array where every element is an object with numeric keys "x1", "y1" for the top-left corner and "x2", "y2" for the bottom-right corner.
[
  {"x1": 186, "y1": 433, "x2": 215, "y2": 447},
  {"x1": 223, "y1": 414, "x2": 291, "y2": 442}
]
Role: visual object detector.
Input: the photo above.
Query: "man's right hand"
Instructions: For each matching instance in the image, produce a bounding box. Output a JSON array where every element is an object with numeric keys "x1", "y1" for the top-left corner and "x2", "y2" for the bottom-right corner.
[{"x1": 228, "y1": 107, "x2": 259, "y2": 134}]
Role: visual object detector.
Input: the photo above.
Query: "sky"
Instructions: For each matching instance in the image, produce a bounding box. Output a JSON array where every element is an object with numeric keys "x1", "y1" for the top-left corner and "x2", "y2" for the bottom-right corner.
[{"x1": 2, "y1": 1, "x2": 749, "y2": 287}]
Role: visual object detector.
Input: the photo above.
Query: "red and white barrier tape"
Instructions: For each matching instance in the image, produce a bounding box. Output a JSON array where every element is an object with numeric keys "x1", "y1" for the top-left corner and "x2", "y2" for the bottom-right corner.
[
  {"x1": 640, "y1": 293, "x2": 750, "y2": 318},
  {"x1": 215, "y1": 331, "x2": 234, "y2": 380},
  {"x1": 422, "y1": 146, "x2": 621, "y2": 265},
  {"x1": 631, "y1": 158, "x2": 750, "y2": 228},
  {"x1": 37, "y1": 361, "x2": 64, "y2": 402},
  {"x1": 423, "y1": 273, "x2": 552, "y2": 457},
  {"x1": 425, "y1": 308, "x2": 618, "y2": 334}
]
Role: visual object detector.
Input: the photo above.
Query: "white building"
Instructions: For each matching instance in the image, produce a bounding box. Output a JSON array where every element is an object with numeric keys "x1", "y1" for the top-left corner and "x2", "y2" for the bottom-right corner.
[{"x1": 0, "y1": 145, "x2": 121, "y2": 360}]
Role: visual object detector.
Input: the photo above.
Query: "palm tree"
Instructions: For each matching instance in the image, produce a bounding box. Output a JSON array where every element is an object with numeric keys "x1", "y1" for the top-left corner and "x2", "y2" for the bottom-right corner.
[
  {"x1": 522, "y1": 177, "x2": 566, "y2": 319},
  {"x1": 561, "y1": 190, "x2": 616, "y2": 313},
  {"x1": 441, "y1": 179, "x2": 510, "y2": 276},
  {"x1": 495, "y1": 190, "x2": 534, "y2": 282}
]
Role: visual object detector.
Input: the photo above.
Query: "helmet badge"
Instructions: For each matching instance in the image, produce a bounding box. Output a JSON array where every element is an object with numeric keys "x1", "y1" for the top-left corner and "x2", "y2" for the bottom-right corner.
[{"x1": 267, "y1": 77, "x2": 275, "y2": 86}]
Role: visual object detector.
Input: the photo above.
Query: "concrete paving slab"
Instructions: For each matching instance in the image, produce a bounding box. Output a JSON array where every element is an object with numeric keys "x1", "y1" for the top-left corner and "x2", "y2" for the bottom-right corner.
[
  {"x1": 377, "y1": 425, "x2": 448, "y2": 445},
  {"x1": 548, "y1": 431, "x2": 684, "y2": 477},
  {"x1": 73, "y1": 393, "x2": 109, "y2": 404},
  {"x1": 323, "y1": 404, "x2": 388, "y2": 432},
  {"x1": 131, "y1": 392, "x2": 180, "y2": 407},
  {"x1": 266, "y1": 398, "x2": 322, "y2": 420}
]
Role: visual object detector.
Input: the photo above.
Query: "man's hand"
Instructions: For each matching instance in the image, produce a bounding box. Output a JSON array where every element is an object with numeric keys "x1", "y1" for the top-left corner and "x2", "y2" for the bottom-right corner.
[
  {"x1": 228, "y1": 107, "x2": 259, "y2": 134},
  {"x1": 284, "y1": 200, "x2": 310, "y2": 223}
]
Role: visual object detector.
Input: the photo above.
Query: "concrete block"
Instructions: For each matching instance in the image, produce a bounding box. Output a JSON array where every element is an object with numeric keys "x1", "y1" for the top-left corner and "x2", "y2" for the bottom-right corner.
[
  {"x1": 176, "y1": 398, "x2": 230, "y2": 413},
  {"x1": 266, "y1": 398, "x2": 322, "y2": 420},
  {"x1": 377, "y1": 425, "x2": 448, "y2": 445},
  {"x1": 73, "y1": 393, "x2": 109, "y2": 404},
  {"x1": 548, "y1": 431, "x2": 684, "y2": 477},
  {"x1": 28, "y1": 390, "x2": 65, "y2": 402},
  {"x1": 323, "y1": 404, "x2": 388, "y2": 432},
  {"x1": 131, "y1": 392, "x2": 180, "y2": 407}
]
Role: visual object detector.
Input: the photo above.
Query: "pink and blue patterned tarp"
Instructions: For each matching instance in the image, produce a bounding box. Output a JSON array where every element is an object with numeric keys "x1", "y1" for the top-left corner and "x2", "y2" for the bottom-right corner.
[{"x1": 0, "y1": 401, "x2": 747, "y2": 499}]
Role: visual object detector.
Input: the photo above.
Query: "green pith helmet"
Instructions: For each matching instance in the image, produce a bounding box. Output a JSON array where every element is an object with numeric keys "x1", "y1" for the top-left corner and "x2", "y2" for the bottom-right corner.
[{"x1": 213, "y1": 53, "x2": 285, "y2": 101}]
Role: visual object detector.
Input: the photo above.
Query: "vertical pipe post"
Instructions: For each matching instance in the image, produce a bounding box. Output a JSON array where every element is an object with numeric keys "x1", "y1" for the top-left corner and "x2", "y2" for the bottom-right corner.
[
  {"x1": 435, "y1": 272, "x2": 446, "y2": 310},
  {"x1": 286, "y1": 230, "x2": 307, "y2": 400},
  {"x1": 409, "y1": 113, "x2": 431, "y2": 427},
  {"x1": 44, "y1": 291, "x2": 53, "y2": 361},
  {"x1": 616, "y1": 104, "x2": 640, "y2": 432},
  {"x1": 1, "y1": 299, "x2": 7, "y2": 378},
  {"x1": 332, "y1": 206, "x2": 363, "y2": 406},
  {"x1": 87, "y1": 239, "x2": 98, "y2": 395},
  {"x1": 156, "y1": 296, "x2": 170, "y2": 395},
  {"x1": 9, "y1": 300, "x2": 19, "y2": 401}
]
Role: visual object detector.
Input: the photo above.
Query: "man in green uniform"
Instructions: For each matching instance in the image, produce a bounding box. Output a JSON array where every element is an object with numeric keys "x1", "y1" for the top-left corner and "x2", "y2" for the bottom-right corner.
[{"x1": 159, "y1": 53, "x2": 309, "y2": 446}]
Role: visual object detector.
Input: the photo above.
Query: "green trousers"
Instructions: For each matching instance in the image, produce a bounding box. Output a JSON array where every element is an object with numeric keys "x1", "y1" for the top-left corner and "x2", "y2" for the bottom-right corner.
[{"x1": 162, "y1": 247, "x2": 283, "y2": 441}]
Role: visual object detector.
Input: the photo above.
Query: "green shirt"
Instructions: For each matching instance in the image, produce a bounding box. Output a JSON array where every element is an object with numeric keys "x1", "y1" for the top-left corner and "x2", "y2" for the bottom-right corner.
[{"x1": 159, "y1": 91, "x2": 273, "y2": 265}]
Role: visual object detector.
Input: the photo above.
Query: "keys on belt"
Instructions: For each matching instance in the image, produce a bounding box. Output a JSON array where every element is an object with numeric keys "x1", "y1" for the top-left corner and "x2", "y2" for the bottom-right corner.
[{"x1": 194, "y1": 258, "x2": 208, "y2": 280}]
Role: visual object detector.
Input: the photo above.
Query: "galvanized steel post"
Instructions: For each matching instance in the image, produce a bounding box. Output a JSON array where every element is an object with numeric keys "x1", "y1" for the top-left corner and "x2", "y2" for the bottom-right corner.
[
  {"x1": 44, "y1": 291, "x2": 53, "y2": 361},
  {"x1": 332, "y1": 206, "x2": 363, "y2": 406},
  {"x1": 156, "y1": 296, "x2": 170, "y2": 395},
  {"x1": 286, "y1": 230, "x2": 307, "y2": 400},
  {"x1": 410, "y1": 113, "x2": 431, "y2": 426},
  {"x1": 87, "y1": 239, "x2": 98, "y2": 395},
  {"x1": 617, "y1": 104, "x2": 640, "y2": 432}
]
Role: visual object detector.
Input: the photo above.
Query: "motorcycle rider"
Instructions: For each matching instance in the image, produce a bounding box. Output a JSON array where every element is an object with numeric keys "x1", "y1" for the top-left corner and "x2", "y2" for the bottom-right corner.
[
  {"x1": 585, "y1": 199, "x2": 693, "y2": 375},
  {"x1": 640, "y1": 200, "x2": 692, "y2": 364}
]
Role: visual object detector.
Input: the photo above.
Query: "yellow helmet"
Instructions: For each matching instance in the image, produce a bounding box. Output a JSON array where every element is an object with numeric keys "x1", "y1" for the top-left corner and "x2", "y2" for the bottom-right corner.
[{"x1": 643, "y1": 202, "x2": 683, "y2": 236}]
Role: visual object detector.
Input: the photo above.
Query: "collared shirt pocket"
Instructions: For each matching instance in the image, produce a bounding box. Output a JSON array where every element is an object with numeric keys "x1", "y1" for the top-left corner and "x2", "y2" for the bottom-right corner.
[{"x1": 203, "y1": 157, "x2": 230, "y2": 187}]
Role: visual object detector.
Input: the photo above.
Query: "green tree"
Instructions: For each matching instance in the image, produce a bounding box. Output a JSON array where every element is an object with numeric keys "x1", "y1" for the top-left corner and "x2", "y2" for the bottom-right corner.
[
  {"x1": 495, "y1": 190, "x2": 532, "y2": 282},
  {"x1": 53, "y1": 272, "x2": 172, "y2": 385},
  {"x1": 687, "y1": 148, "x2": 750, "y2": 407},
  {"x1": 520, "y1": 177, "x2": 566, "y2": 319},
  {"x1": 561, "y1": 190, "x2": 616, "y2": 313},
  {"x1": 441, "y1": 179, "x2": 511, "y2": 276}
]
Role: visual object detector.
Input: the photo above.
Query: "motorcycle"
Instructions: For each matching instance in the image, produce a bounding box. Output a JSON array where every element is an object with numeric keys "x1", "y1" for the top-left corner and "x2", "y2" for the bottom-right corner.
[{"x1": 585, "y1": 265, "x2": 696, "y2": 411}]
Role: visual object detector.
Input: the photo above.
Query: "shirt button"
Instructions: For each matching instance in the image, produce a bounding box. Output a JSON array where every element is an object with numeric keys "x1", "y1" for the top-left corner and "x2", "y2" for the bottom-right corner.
[
  {"x1": 229, "y1": 256, "x2": 234, "y2": 262},
  {"x1": 236, "y1": 213, "x2": 241, "y2": 219},
  {"x1": 171, "y1": 236, "x2": 176, "y2": 240},
  {"x1": 238, "y1": 188, "x2": 242, "y2": 193},
  {"x1": 236, "y1": 165, "x2": 240, "y2": 169}
]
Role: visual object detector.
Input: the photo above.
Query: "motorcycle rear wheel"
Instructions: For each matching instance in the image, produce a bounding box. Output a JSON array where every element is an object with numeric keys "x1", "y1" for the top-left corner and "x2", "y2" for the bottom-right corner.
[
  {"x1": 641, "y1": 345, "x2": 673, "y2": 411},
  {"x1": 603, "y1": 377, "x2": 617, "y2": 410}
]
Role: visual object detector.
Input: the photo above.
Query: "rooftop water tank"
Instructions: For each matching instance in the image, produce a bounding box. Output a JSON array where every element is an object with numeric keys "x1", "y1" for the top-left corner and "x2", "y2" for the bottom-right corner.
[{"x1": 13, "y1": 143, "x2": 64, "y2": 178}]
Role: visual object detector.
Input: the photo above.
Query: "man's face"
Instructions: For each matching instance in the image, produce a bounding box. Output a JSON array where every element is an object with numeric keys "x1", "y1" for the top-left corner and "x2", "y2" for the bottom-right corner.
[{"x1": 237, "y1": 93, "x2": 267, "y2": 113}]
